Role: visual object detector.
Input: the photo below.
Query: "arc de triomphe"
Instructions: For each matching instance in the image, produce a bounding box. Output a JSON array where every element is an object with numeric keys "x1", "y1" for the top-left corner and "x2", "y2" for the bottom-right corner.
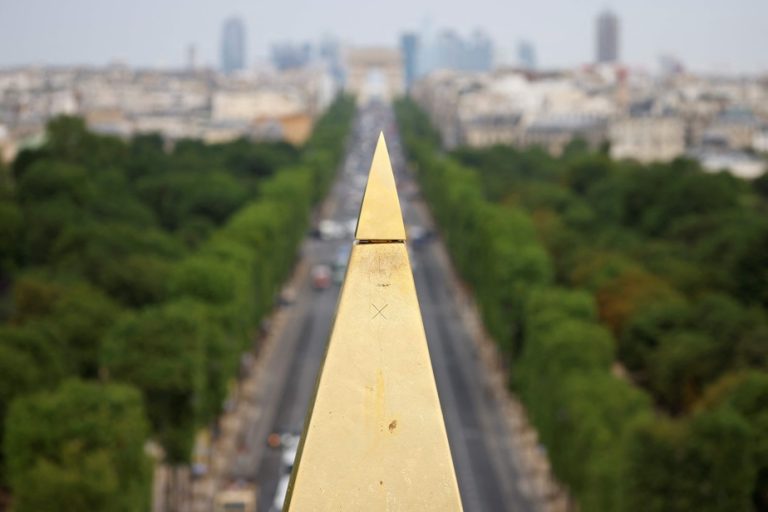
[{"x1": 345, "y1": 47, "x2": 404, "y2": 103}]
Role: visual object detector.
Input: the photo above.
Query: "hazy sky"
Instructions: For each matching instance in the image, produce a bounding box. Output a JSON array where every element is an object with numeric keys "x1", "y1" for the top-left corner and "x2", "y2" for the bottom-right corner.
[{"x1": 1, "y1": 0, "x2": 767, "y2": 73}]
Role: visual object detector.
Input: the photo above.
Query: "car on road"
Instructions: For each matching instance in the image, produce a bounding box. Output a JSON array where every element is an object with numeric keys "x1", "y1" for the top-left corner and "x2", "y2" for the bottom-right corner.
[
  {"x1": 333, "y1": 246, "x2": 351, "y2": 284},
  {"x1": 271, "y1": 433, "x2": 301, "y2": 511},
  {"x1": 271, "y1": 474, "x2": 290, "y2": 512},
  {"x1": 318, "y1": 219, "x2": 345, "y2": 240},
  {"x1": 281, "y1": 435, "x2": 299, "y2": 471},
  {"x1": 344, "y1": 218, "x2": 357, "y2": 238},
  {"x1": 311, "y1": 264, "x2": 332, "y2": 290},
  {"x1": 407, "y1": 225, "x2": 435, "y2": 249},
  {"x1": 215, "y1": 484, "x2": 257, "y2": 512}
]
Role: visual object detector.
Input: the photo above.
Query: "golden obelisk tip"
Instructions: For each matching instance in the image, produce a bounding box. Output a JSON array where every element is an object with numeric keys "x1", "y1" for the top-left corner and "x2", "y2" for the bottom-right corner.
[
  {"x1": 285, "y1": 131, "x2": 462, "y2": 510},
  {"x1": 355, "y1": 132, "x2": 406, "y2": 241}
]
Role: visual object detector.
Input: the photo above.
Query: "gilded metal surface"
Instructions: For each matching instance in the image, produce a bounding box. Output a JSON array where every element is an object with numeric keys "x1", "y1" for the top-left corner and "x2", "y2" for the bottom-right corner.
[
  {"x1": 284, "y1": 135, "x2": 462, "y2": 511},
  {"x1": 354, "y1": 133, "x2": 407, "y2": 241}
]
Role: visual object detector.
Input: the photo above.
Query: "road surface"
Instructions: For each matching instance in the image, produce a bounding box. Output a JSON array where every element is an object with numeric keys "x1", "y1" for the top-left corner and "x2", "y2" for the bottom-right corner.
[{"x1": 233, "y1": 102, "x2": 534, "y2": 512}]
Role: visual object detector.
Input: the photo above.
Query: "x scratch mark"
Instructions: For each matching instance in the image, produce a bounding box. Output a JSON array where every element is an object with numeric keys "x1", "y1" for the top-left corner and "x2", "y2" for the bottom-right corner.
[{"x1": 371, "y1": 303, "x2": 388, "y2": 319}]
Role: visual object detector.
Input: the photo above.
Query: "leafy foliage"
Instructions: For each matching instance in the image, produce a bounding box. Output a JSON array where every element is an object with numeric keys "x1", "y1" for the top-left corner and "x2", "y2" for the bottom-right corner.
[
  {"x1": 623, "y1": 410, "x2": 755, "y2": 512},
  {"x1": 0, "y1": 96, "x2": 355, "y2": 502},
  {"x1": 4, "y1": 380, "x2": 150, "y2": 512},
  {"x1": 396, "y1": 97, "x2": 768, "y2": 511}
]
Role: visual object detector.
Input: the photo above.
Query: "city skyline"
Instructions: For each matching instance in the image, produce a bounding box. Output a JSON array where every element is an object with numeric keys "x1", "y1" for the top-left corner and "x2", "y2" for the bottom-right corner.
[{"x1": 0, "y1": 0, "x2": 767, "y2": 74}]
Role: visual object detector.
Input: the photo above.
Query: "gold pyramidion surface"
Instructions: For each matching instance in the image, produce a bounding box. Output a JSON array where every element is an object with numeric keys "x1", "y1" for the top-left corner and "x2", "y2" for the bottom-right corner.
[
  {"x1": 284, "y1": 135, "x2": 462, "y2": 511},
  {"x1": 355, "y1": 133, "x2": 407, "y2": 241}
]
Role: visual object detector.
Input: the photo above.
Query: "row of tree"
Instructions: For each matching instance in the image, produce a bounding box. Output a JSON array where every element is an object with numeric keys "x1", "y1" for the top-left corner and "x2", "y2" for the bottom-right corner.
[
  {"x1": 395, "y1": 98, "x2": 768, "y2": 511},
  {"x1": 0, "y1": 96, "x2": 355, "y2": 510}
]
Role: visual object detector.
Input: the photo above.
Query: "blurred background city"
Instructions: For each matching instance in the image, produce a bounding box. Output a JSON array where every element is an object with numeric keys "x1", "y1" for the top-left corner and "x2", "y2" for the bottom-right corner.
[{"x1": 0, "y1": 1, "x2": 767, "y2": 511}]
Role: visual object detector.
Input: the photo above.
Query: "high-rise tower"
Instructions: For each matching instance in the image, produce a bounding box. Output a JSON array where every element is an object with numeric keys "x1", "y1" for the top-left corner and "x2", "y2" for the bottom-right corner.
[
  {"x1": 221, "y1": 17, "x2": 246, "y2": 74},
  {"x1": 518, "y1": 40, "x2": 537, "y2": 70},
  {"x1": 400, "y1": 32, "x2": 420, "y2": 90},
  {"x1": 596, "y1": 10, "x2": 620, "y2": 63}
]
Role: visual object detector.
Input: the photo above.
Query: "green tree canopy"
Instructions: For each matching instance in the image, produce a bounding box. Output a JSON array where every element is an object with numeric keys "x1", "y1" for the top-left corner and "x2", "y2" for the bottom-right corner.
[{"x1": 4, "y1": 379, "x2": 150, "y2": 512}]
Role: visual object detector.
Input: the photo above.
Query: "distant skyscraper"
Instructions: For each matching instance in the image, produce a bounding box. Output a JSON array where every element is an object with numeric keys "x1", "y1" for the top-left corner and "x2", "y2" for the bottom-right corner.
[
  {"x1": 431, "y1": 30, "x2": 463, "y2": 71},
  {"x1": 221, "y1": 17, "x2": 246, "y2": 74},
  {"x1": 400, "y1": 32, "x2": 420, "y2": 90},
  {"x1": 517, "y1": 40, "x2": 536, "y2": 70},
  {"x1": 271, "y1": 42, "x2": 312, "y2": 71},
  {"x1": 596, "y1": 10, "x2": 620, "y2": 63},
  {"x1": 414, "y1": 29, "x2": 494, "y2": 79},
  {"x1": 466, "y1": 30, "x2": 494, "y2": 71},
  {"x1": 187, "y1": 44, "x2": 197, "y2": 71}
]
